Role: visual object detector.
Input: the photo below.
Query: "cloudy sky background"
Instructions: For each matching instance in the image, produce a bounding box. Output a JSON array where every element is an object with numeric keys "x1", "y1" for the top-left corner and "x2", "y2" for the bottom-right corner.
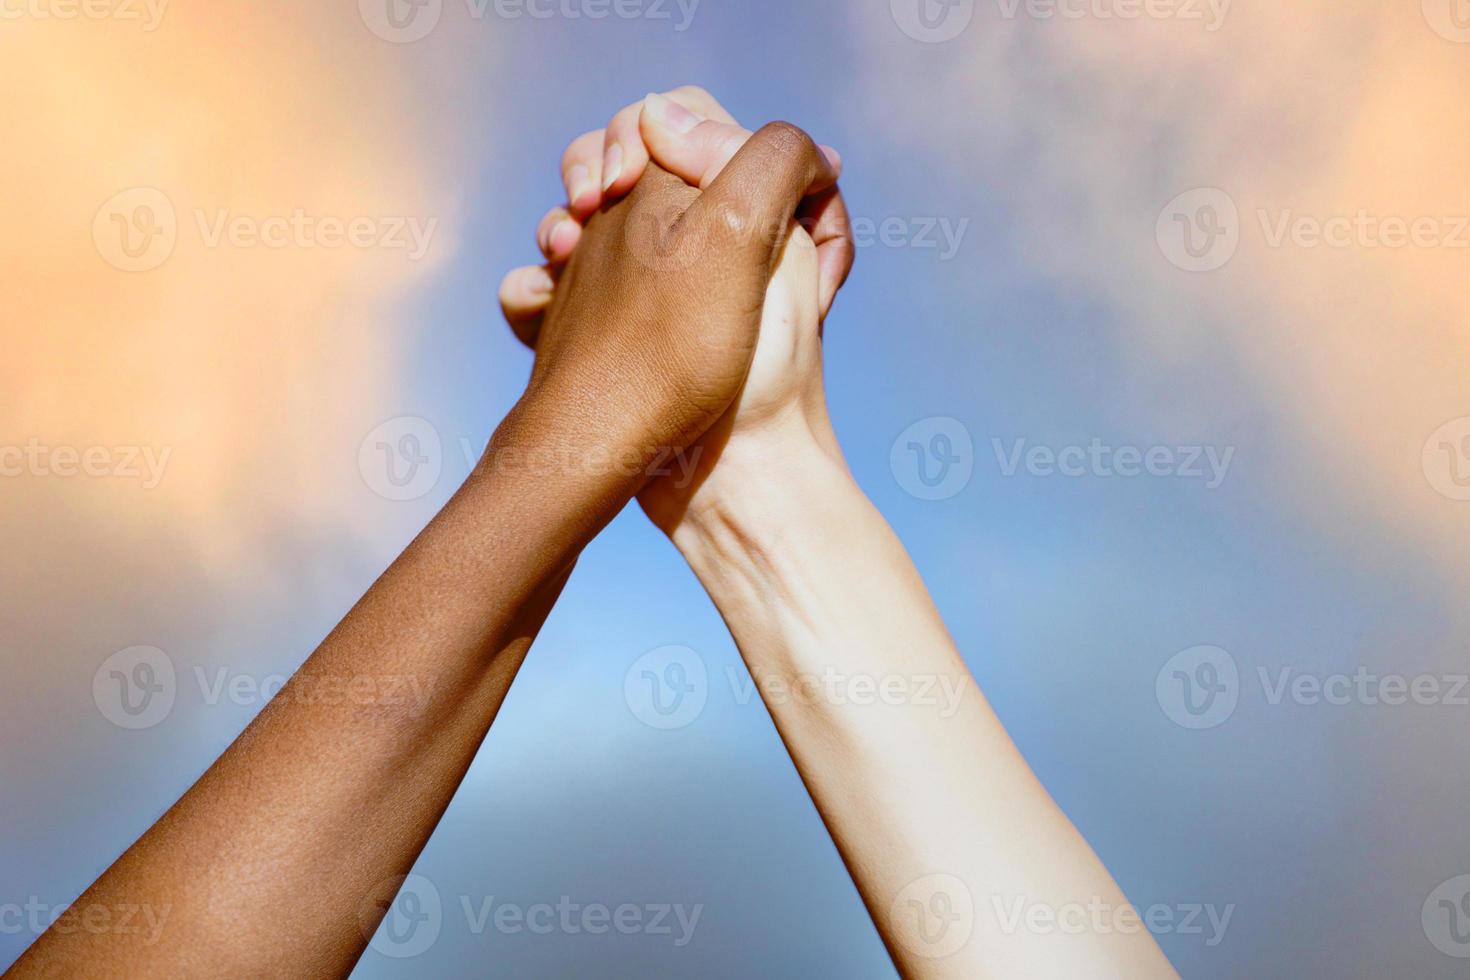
[{"x1": 4, "y1": 0, "x2": 1470, "y2": 976}]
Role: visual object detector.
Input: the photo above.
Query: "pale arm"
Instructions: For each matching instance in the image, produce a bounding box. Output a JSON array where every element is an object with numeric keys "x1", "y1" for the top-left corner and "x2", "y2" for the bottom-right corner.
[{"x1": 671, "y1": 427, "x2": 1179, "y2": 979}]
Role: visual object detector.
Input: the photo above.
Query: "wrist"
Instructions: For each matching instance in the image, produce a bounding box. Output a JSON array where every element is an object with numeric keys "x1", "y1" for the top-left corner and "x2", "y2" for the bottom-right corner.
[
  {"x1": 670, "y1": 421, "x2": 855, "y2": 578},
  {"x1": 475, "y1": 388, "x2": 653, "y2": 500}
]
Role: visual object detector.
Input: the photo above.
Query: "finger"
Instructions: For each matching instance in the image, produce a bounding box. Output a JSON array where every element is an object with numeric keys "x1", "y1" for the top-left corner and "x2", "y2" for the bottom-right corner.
[
  {"x1": 641, "y1": 94, "x2": 842, "y2": 194},
  {"x1": 536, "y1": 206, "x2": 582, "y2": 264},
  {"x1": 679, "y1": 121, "x2": 840, "y2": 272},
  {"x1": 797, "y1": 187, "x2": 855, "y2": 319},
  {"x1": 498, "y1": 265, "x2": 555, "y2": 348},
  {"x1": 602, "y1": 86, "x2": 738, "y2": 201},
  {"x1": 561, "y1": 130, "x2": 605, "y2": 220}
]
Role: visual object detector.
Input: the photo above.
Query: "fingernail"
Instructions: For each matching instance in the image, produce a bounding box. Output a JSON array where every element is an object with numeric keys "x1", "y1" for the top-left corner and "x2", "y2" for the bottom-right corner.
[
  {"x1": 568, "y1": 164, "x2": 594, "y2": 207},
  {"x1": 528, "y1": 267, "x2": 555, "y2": 297},
  {"x1": 818, "y1": 144, "x2": 843, "y2": 173},
  {"x1": 602, "y1": 142, "x2": 624, "y2": 191},
  {"x1": 644, "y1": 91, "x2": 700, "y2": 135},
  {"x1": 548, "y1": 218, "x2": 576, "y2": 254}
]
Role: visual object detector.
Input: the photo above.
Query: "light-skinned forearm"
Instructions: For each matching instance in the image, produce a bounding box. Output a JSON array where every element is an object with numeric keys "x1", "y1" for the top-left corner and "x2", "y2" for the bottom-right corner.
[
  {"x1": 671, "y1": 425, "x2": 1178, "y2": 979},
  {"x1": 7, "y1": 395, "x2": 646, "y2": 979}
]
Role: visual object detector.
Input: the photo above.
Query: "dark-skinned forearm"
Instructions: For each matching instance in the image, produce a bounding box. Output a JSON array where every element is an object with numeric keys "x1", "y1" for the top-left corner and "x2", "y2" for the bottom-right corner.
[{"x1": 7, "y1": 393, "x2": 649, "y2": 980}]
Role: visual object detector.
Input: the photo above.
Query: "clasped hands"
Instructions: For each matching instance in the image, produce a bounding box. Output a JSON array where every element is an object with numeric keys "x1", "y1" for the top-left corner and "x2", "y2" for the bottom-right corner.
[{"x1": 493, "y1": 87, "x2": 852, "y2": 538}]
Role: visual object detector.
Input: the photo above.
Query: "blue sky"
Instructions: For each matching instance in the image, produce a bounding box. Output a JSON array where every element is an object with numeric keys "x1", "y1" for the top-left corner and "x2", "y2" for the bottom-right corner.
[{"x1": 5, "y1": 1, "x2": 1470, "y2": 977}]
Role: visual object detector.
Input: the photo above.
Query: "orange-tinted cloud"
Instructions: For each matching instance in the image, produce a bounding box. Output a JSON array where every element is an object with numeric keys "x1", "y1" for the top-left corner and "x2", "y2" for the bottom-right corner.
[{"x1": 861, "y1": 1, "x2": 1470, "y2": 579}]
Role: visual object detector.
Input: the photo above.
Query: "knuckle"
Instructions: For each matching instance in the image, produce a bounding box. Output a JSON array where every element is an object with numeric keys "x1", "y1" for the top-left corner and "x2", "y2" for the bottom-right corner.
[
  {"x1": 712, "y1": 201, "x2": 751, "y2": 240},
  {"x1": 757, "y1": 120, "x2": 817, "y2": 161},
  {"x1": 562, "y1": 130, "x2": 603, "y2": 169},
  {"x1": 611, "y1": 102, "x2": 642, "y2": 128}
]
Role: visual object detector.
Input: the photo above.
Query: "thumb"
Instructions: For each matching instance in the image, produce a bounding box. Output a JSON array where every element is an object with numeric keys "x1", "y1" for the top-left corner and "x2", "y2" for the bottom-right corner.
[
  {"x1": 641, "y1": 93, "x2": 841, "y2": 192},
  {"x1": 675, "y1": 121, "x2": 840, "y2": 271}
]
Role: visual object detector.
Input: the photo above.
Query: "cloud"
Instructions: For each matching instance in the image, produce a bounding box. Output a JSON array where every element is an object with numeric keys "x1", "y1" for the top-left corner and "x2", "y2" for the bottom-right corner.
[
  {"x1": 0, "y1": 5, "x2": 484, "y2": 794},
  {"x1": 0, "y1": 5, "x2": 470, "y2": 577},
  {"x1": 856, "y1": 1, "x2": 1470, "y2": 581}
]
